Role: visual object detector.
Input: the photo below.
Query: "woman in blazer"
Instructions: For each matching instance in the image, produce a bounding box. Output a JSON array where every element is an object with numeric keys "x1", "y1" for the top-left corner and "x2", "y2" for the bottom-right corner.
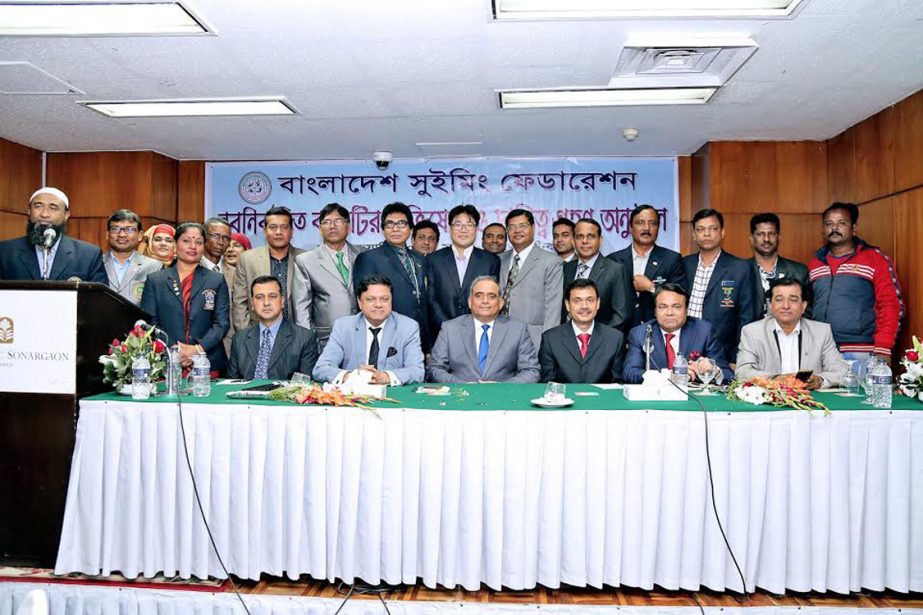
[{"x1": 140, "y1": 222, "x2": 230, "y2": 374}]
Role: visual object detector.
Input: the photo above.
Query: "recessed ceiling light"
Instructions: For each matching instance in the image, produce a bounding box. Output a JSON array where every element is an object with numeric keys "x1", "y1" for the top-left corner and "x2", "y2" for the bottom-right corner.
[
  {"x1": 498, "y1": 87, "x2": 717, "y2": 109},
  {"x1": 493, "y1": 0, "x2": 806, "y2": 20},
  {"x1": 79, "y1": 98, "x2": 297, "y2": 117},
  {"x1": 0, "y1": 1, "x2": 212, "y2": 36}
]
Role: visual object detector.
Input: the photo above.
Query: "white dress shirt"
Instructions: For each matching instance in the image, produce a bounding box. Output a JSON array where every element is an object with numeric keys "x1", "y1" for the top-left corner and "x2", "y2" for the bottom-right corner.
[
  {"x1": 512, "y1": 242, "x2": 535, "y2": 266},
  {"x1": 688, "y1": 250, "x2": 721, "y2": 319},
  {"x1": 201, "y1": 255, "x2": 223, "y2": 273},
  {"x1": 574, "y1": 253, "x2": 599, "y2": 279},
  {"x1": 473, "y1": 318, "x2": 496, "y2": 352},
  {"x1": 571, "y1": 321, "x2": 595, "y2": 339},
  {"x1": 453, "y1": 244, "x2": 474, "y2": 285},
  {"x1": 774, "y1": 321, "x2": 802, "y2": 374},
  {"x1": 335, "y1": 316, "x2": 401, "y2": 385},
  {"x1": 632, "y1": 245, "x2": 652, "y2": 277}
]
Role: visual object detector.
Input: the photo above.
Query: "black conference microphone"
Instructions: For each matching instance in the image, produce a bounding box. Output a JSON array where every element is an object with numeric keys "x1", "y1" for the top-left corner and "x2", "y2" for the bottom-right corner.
[
  {"x1": 42, "y1": 227, "x2": 56, "y2": 248},
  {"x1": 134, "y1": 319, "x2": 170, "y2": 343},
  {"x1": 644, "y1": 323, "x2": 653, "y2": 372}
]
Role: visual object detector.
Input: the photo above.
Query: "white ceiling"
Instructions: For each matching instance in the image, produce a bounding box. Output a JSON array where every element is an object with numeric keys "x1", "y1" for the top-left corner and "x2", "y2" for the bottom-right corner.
[{"x1": 0, "y1": 0, "x2": 921, "y2": 160}]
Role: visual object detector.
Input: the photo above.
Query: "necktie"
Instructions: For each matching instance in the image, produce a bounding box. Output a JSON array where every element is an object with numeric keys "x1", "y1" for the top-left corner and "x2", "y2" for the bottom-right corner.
[
  {"x1": 368, "y1": 327, "x2": 382, "y2": 369},
  {"x1": 501, "y1": 254, "x2": 520, "y2": 317},
  {"x1": 577, "y1": 333, "x2": 591, "y2": 358},
  {"x1": 335, "y1": 251, "x2": 349, "y2": 284},
  {"x1": 576, "y1": 262, "x2": 589, "y2": 279},
  {"x1": 254, "y1": 328, "x2": 272, "y2": 379},
  {"x1": 478, "y1": 323, "x2": 490, "y2": 374},
  {"x1": 397, "y1": 248, "x2": 419, "y2": 294},
  {"x1": 665, "y1": 333, "x2": 676, "y2": 370}
]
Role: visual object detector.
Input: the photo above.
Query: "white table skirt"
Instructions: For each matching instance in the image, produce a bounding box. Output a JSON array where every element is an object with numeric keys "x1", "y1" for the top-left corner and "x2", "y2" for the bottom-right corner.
[{"x1": 54, "y1": 399, "x2": 923, "y2": 594}]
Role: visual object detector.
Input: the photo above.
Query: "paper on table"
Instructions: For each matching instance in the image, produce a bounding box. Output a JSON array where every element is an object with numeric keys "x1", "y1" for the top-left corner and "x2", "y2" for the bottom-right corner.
[{"x1": 592, "y1": 383, "x2": 623, "y2": 390}]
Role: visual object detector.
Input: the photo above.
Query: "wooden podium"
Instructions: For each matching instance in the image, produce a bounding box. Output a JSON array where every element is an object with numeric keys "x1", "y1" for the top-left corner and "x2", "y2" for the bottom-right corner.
[{"x1": 0, "y1": 281, "x2": 147, "y2": 567}]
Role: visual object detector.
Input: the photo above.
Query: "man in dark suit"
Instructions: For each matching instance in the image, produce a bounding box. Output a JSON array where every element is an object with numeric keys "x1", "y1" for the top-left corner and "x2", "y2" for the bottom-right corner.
[
  {"x1": 682, "y1": 208, "x2": 760, "y2": 365},
  {"x1": 608, "y1": 204, "x2": 687, "y2": 329},
  {"x1": 0, "y1": 186, "x2": 107, "y2": 284},
  {"x1": 540, "y1": 278, "x2": 625, "y2": 383},
  {"x1": 747, "y1": 213, "x2": 810, "y2": 317},
  {"x1": 228, "y1": 275, "x2": 319, "y2": 380},
  {"x1": 353, "y1": 202, "x2": 430, "y2": 349},
  {"x1": 623, "y1": 284, "x2": 732, "y2": 384},
  {"x1": 562, "y1": 218, "x2": 632, "y2": 332},
  {"x1": 428, "y1": 276, "x2": 539, "y2": 383},
  {"x1": 427, "y1": 204, "x2": 500, "y2": 340}
]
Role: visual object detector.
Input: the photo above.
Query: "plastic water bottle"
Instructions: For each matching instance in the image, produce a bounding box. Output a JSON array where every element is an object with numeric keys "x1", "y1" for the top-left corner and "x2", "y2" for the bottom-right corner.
[
  {"x1": 672, "y1": 353, "x2": 689, "y2": 388},
  {"x1": 131, "y1": 355, "x2": 151, "y2": 400},
  {"x1": 870, "y1": 359, "x2": 893, "y2": 409},
  {"x1": 191, "y1": 352, "x2": 211, "y2": 398},
  {"x1": 166, "y1": 344, "x2": 182, "y2": 396}
]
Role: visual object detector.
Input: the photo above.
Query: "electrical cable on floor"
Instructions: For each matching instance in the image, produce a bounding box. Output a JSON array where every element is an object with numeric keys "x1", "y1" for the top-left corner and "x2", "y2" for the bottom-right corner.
[{"x1": 335, "y1": 580, "x2": 392, "y2": 615}]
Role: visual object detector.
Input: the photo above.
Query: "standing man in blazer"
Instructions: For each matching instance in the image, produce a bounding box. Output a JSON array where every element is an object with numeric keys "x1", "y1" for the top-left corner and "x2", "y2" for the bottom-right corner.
[
  {"x1": 0, "y1": 187, "x2": 107, "y2": 284},
  {"x1": 747, "y1": 213, "x2": 810, "y2": 317},
  {"x1": 608, "y1": 204, "x2": 687, "y2": 329},
  {"x1": 540, "y1": 278, "x2": 625, "y2": 383},
  {"x1": 562, "y1": 218, "x2": 632, "y2": 332},
  {"x1": 227, "y1": 275, "x2": 319, "y2": 380},
  {"x1": 102, "y1": 209, "x2": 162, "y2": 304},
  {"x1": 293, "y1": 203, "x2": 363, "y2": 351},
  {"x1": 352, "y1": 202, "x2": 430, "y2": 350},
  {"x1": 428, "y1": 276, "x2": 539, "y2": 383},
  {"x1": 682, "y1": 208, "x2": 759, "y2": 365},
  {"x1": 499, "y1": 208, "x2": 563, "y2": 350},
  {"x1": 735, "y1": 278, "x2": 848, "y2": 388},
  {"x1": 232, "y1": 206, "x2": 305, "y2": 332},
  {"x1": 427, "y1": 204, "x2": 500, "y2": 341},
  {"x1": 313, "y1": 275, "x2": 424, "y2": 385}
]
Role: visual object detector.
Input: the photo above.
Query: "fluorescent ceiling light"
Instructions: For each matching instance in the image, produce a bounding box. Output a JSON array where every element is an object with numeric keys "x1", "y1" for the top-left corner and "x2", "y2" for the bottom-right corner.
[
  {"x1": 499, "y1": 87, "x2": 717, "y2": 109},
  {"x1": 493, "y1": 0, "x2": 806, "y2": 19},
  {"x1": 0, "y1": 2, "x2": 211, "y2": 36},
  {"x1": 80, "y1": 98, "x2": 297, "y2": 117}
]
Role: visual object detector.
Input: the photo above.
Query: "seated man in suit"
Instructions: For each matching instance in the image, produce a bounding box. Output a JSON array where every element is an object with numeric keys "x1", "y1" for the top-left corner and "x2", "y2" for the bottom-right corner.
[
  {"x1": 540, "y1": 278, "x2": 625, "y2": 383},
  {"x1": 0, "y1": 186, "x2": 107, "y2": 283},
  {"x1": 428, "y1": 276, "x2": 540, "y2": 383},
  {"x1": 736, "y1": 278, "x2": 848, "y2": 389},
  {"x1": 313, "y1": 274, "x2": 424, "y2": 385},
  {"x1": 623, "y1": 283, "x2": 732, "y2": 384},
  {"x1": 227, "y1": 275, "x2": 319, "y2": 380}
]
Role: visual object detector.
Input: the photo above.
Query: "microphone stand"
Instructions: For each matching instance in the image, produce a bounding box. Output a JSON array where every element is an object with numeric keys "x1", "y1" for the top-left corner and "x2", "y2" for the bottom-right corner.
[{"x1": 644, "y1": 324, "x2": 653, "y2": 372}]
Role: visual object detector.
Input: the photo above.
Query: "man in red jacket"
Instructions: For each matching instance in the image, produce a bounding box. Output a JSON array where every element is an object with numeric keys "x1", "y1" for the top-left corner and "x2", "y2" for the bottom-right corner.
[{"x1": 808, "y1": 202, "x2": 903, "y2": 365}]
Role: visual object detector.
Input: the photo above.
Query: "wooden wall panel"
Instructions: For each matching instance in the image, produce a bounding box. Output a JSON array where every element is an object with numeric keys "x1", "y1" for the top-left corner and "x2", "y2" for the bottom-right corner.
[
  {"x1": 46, "y1": 152, "x2": 153, "y2": 218},
  {"x1": 894, "y1": 188, "x2": 923, "y2": 358},
  {"x1": 895, "y1": 91, "x2": 923, "y2": 191},
  {"x1": 0, "y1": 137, "x2": 42, "y2": 240},
  {"x1": 150, "y1": 153, "x2": 178, "y2": 222},
  {"x1": 177, "y1": 161, "x2": 205, "y2": 223},
  {"x1": 855, "y1": 200, "x2": 895, "y2": 257},
  {"x1": 0, "y1": 210, "x2": 27, "y2": 240}
]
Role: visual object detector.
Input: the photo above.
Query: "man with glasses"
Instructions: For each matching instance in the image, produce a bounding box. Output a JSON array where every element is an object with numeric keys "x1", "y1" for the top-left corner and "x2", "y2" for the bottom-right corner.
[
  {"x1": 200, "y1": 217, "x2": 232, "y2": 274},
  {"x1": 293, "y1": 203, "x2": 364, "y2": 350},
  {"x1": 353, "y1": 202, "x2": 431, "y2": 349},
  {"x1": 102, "y1": 209, "x2": 162, "y2": 304},
  {"x1": 233, "y1": 206, "x2": 306, "y2": 331},
  {"x1": 0, "y1": 186, "x2": 107, "y2": 283},
  {"x1": 427, "y1": 204, "x2": 500, "y2": 340}
]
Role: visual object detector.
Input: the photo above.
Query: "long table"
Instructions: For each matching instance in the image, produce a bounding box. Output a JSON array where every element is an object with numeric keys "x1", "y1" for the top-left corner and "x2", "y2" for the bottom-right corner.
[{"x1": 54, "y1": 383, "x2": 923, "y2": 594}]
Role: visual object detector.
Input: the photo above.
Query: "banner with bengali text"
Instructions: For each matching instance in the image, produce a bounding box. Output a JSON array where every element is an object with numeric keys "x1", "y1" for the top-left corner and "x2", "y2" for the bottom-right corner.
[{"x1": 204, "y1": 157, "x2": 678, "y2": 254}]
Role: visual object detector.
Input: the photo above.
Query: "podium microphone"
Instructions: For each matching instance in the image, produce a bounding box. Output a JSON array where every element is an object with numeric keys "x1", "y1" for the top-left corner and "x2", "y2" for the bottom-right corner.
[
  {"x1": 134, "y1": 319, "x2": 169, "y2": 343},
  {"x1": 644, "y1": 323, "x2": 653, "y2": 372},
  {"x1": 42, "y1": 228, "x2": 56, "y2": 249}
]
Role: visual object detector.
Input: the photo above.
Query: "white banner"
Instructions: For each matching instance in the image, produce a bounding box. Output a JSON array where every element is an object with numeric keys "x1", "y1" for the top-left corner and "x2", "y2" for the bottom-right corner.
[{"x1": 0, "y1": 289, "x2": 77, "y2": 394}]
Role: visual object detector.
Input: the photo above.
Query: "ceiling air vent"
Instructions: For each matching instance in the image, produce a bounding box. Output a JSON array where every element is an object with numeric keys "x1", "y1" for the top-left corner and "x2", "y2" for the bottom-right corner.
[{"x1": 612, "y1": 38, "x2": 758, "y2": 88}]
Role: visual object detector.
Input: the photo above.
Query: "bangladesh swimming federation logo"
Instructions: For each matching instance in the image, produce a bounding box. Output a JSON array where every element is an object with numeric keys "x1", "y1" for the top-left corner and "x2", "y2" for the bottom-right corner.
[
  {"x1": 0, "y1": 317, "x2": 13, "y2": 344},
  {"x1": 238, "y1": 172, "x2": 272, "y2": 204}
]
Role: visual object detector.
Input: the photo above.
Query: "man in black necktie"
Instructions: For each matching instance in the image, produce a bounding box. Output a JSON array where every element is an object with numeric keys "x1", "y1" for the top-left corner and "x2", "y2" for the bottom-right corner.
[{"x1": 352, "y1": 202, "x2": 431, "y2": 350}]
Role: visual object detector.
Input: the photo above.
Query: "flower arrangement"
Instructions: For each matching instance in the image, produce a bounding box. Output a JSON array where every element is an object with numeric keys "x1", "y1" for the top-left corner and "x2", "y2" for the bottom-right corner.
[
  {"x1": 726, "y1": 375, "x2": 829, "y2": 413},
  {"x1": 99, "y1": 324, "x2": 167, "y2": 390},
  {"x1": 897, "y1": 336, "x2": 923, "y2": 400},
  {"x1": 268, "y1": 384, "x2": 397, "y2": 418}
]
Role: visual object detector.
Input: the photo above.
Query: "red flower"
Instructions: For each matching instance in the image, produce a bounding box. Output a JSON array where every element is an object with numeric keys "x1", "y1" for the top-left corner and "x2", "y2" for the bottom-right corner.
[
  {"x1": 112, "y1": 338, "x2": 120, "y2": 347},
  {"x1": 120, "y1": 343, "x2": 128, "y2": 352},
  {"x1": 132, "y1": 325, "x2": 144, "y2": 337},
  {"x1": 907, "y1": 350, "x2": 919, "y2": 362},
  {"x1": 153, "y1": 339, "x2": 166, "y2": 354},
  {"x1": 689, "y1": 351, "x2": 702, "y2": 361}
]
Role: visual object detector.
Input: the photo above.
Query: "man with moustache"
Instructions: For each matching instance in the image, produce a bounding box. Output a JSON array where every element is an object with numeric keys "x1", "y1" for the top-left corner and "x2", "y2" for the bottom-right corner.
[
  {"x1": 808, "y1": 202, "x2": 902, "y2": 362},
  {"x1": 102, "y1": 209, "x2": 162, "y2": 304},
  {"x1": 200, "y1": 217, "x2": 233, "y2": 274},
  {"x1": 608, "y1": 204, "x2": 687, "y2": 329},
  {"x1": 0, "y1": 187, "x2": 107, "y2": 283},
  {"x1": 747, "y1": 213, "x2": 809, "y2": 316},
  {"x1": 481, "y1": 223, "x2": 507, "y2": 255},
  {"x1": 411, "y1": 220, "x2": 440, "y2": 256},
  {"x1": 540, "y1": 279, "x2": 625, "y2": 383},
  {"x1": 552, "y1": 218, "x2": 576, "y2": 262}
]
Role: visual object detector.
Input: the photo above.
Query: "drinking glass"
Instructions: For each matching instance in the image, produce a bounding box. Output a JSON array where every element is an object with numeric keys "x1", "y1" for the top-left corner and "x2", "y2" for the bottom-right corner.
[
  {"x1": 290, "y1": 372, "x2": 312, "y2": 386},
  {"x1": 696, "y1": 358, "x2": 718, "y2": 395},
  {"x1": 838, "y1": 360, "x2": 861, "y2": 396},
  {"x1": 544, "y1": 382, "x2": 566, "y2": 403}
]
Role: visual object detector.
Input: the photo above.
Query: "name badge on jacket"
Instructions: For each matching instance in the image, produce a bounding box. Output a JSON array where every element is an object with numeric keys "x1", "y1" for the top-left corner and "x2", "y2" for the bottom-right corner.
[
  {"x1": 720, "y1": 280, "x2": 735, "y2": 308},
  {"x1": 203, "y1": 289, "x2": 216, "y2": 311}
]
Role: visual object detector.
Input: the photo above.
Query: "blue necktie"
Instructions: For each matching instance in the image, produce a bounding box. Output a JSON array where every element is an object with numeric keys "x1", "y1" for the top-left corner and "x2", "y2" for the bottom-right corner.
[
  {"x1": 254, "y1": 328, "x2": 272, "y2": 379},
  {"x1": 478, "y1": 323, "x2": 490, "y2": 375}
]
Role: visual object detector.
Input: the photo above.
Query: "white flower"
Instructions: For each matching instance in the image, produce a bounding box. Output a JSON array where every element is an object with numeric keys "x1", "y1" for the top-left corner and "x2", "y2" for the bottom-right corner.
[
  {"x1": 736, "y1": 384, "x2": 767, "y2": 406},
  {"x1": 905, "y1": 361, "x2": 923, "y2": 382},
  {"x1": 98, "y1": 354, "x2": 116, "y2": 366}
]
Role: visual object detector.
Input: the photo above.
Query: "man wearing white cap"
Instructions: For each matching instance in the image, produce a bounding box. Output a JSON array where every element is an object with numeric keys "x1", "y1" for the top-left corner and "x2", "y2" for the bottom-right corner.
[{"x1": 0, "y1": 187, "x2": 107, "y2": 283}]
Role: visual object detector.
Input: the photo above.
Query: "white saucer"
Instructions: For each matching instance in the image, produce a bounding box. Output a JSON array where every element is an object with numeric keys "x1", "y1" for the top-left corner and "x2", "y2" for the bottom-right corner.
[{"x1": 531, "y1": 397, "x2": 574, "y2": 408}]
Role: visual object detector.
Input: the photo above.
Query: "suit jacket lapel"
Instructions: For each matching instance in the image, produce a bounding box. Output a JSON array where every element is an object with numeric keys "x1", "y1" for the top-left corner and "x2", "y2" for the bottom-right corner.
[
  {"x1": 562, "y1": 325, "x2": 584, "y2": 364},
  {"x1": 317, "y1": 246, "x2": 347, "y2": 288},
  {"x1": 267, "y1": 320, "x2": 291, "y2": 370},
  {"x1": 463, "y1": 316, "x2": 479, "y2": 368},
  {"x1": 166, "y1": 267, "x2": 184, "y2": 307},
  {"x1": 189, "y1": 266, "x2": 207, "y2": 303},
  {"x1": 582, "y1": 325, "x2": 603, "y2": 363},
  {"x1": 103, "y1": 253, "x2": 118, "y2": 288},
  {"x1": 704, "y1": 252, "x2": 729, "y2": 298},
  {"x1": 484, "y1": 318, "x2": 508, "y2": 374},
  {"x1": 384, "y1": 245, "x2": 413, "y2": 285},
  {"x1": 16, "y1": 239, "x2": 41, "y2": 280},
  {"x1": 378, "y1": 314, "x2": 398, "y2": 367},
  {"x1": 644, "y1": 246, "x2": 663, "y2": 279},
  {"x1": 48, "y1": 237, "x2": 74, "y2": 280},
  {"x1": 243, "y1": 325, "x2": 260, "y2": 373},
  {"x1": 511, "y1": 248, "x2": 538, "y2": 286}
]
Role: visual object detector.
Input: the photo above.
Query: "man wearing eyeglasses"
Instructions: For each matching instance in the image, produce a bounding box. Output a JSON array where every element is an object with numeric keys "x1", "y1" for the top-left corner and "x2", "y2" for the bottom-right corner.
[
  {"x1": 293, "y1": 203, "x2": 364, "y2": 351},
  {"x1": 427, "y1": 204, "x2": 500, "y2": 341},
  {"x1": 0, "y1": 186, "x2": 107, "y2": 284},
  {"x1": 200, "y1": 217, "x2": 232, "y2": 274},
  {"x1": 232, "y1": 206, "x2": 306, "y2": 332},
  {"x1": 102, "y1": 209, "x2": 162, "y2": 304},
  {"x1": 353, "y1": 202, "x2": 431, "y2": 350}
]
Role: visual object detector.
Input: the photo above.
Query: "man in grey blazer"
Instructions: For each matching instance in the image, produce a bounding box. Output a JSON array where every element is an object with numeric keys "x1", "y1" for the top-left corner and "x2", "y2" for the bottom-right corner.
[
  {"x1": 313, "y1": 274, "x2": 424, "y2": 385},
  {"x1": 233, "y1": 206, "x2": 305, "y2": 331},
  {"x1": 292, "y1": 203, "x2": 362, "y2": 350},
  {"x1": 428, "y1": 276, "x2": 540, "y2": 383},
  {"x1": 103, "y1": 209, "x2": 162, "y2": 304},
  {"x1": 736, "y1": 278, "x2": 848, "y2": 388},
  {"x1": 499, "y1": 209, "x2": 563, "y2": 350}
]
